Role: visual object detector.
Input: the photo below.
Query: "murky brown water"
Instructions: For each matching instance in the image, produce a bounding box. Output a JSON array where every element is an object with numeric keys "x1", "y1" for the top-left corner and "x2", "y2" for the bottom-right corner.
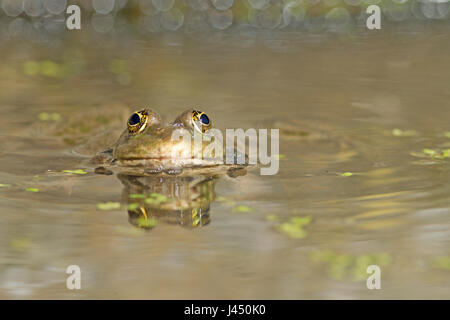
[{"x1": 0, "y1": 26, "x2": 449, "y2": 299}]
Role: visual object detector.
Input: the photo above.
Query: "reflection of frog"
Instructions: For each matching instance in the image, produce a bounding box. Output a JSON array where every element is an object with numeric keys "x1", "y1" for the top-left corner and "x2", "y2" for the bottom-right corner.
[
  {"x1": 119, "y1": 174, "x2": 216, "y2": 229},
  {"x1": 91, "y1": 108, "x2": 248, "y2": 176}
]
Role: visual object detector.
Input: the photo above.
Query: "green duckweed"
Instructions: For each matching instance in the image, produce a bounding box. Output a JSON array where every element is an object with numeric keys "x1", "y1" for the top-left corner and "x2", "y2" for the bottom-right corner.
[
  {"x1": 145, "y1": 193, "x2": 170, "y2": 205},
  {"x1": 97, "y1": 202, "x2": 121, "y2": 210},
  {"x1": 340, "y1": 172, "x2": 354, "y2": 177},
  {"x1": 129, "y1": 193, "x2": 147, "y2": 199},
  {"x1": 431, "y1": 256, "x2": 450, "y2": 270},
  {"x1": 40, "y1": 60, "x2": 66, "y2": 78},
  {"x1": 232, "y1": 205, "x2": 253, "y2": 213},
  {"x1": 274, "y1": 154, "x2": 287, "y2": 160},
  {"x1": 422, "y1": 148, "x2": 450, "y2": 159},
  {"x1": 276, "y1": 216, "x2": 312, "y2": 239},
  {"x1": 309, "y1": 250, "x2": 392, "y2": 281},
  {"x1": 127, "y1": 203, "x2": 140, "y2": 211},
  {"x1": 24, "y1": 59, "x2": 80, "y2": 79},
  {"x1": 39, "y1": 112, "x2": 61, "y2": 122},
  {"x1": 63, "y1": 169, "x2": 87, "y2": 175},
  {"x1": 0, "y1": 183, "x2": 12, "y2": 188},
  {"x1": 137, "y1": 217, "x2": 158, "y2": 229},
  {"x1": 392, "y1": 128, "x2": 417, "y2": 137},
  {"x1": 10, "y1": 237, "x2": 31, "y2": 251}
]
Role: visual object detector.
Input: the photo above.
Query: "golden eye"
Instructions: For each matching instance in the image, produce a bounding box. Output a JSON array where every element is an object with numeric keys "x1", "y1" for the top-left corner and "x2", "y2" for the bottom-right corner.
[
  {"x1": 127, "y1": 110, "x2": 149, "y2": 134},
  {"x1": 192, "y1": 110, "x2": 211, "y2": 134}
]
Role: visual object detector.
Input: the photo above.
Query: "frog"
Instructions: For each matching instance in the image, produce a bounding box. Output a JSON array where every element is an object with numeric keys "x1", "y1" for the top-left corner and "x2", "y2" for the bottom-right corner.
[
  {"x1": 90, "y1": 108, "x2": 249, "y2": 177},
  {"x1": 87, "y1": 108, "x2": 251, "y2": 229}
]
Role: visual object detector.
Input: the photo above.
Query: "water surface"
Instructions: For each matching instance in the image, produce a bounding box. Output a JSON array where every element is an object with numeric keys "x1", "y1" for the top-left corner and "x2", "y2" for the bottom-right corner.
[{"x1": 0, "y1": 26, "x2": 449, "y2": 299}]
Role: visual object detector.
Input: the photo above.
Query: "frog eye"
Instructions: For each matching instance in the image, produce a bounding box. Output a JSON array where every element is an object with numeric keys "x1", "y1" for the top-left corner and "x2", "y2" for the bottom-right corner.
[
  {"x1": 192, "y1": 110, "x2": 211, "y2": 134},
  {"x1": 127, "y1": 110, "x2": 149, "y2": 134}
]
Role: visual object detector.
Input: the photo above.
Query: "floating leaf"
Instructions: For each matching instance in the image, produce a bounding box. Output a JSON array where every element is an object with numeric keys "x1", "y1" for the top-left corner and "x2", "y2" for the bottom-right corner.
[
  {"x1": 129, "y1": 193, "x2": 146, "y2": 199},
  {"x1": 340, "y1": 172, "x2": 353, "y2": 177},
  {"x1": 26, "y1": 188, "x2": 39, "y2": 193},
  {"x1": 422, "y1": 148, "x2": 450, "y2": 159},
  {"x1": 51, "y1": 113, "x2": 61, "y2": 121},
  {"x1": 39, "y1": 112, "x2": 61, "y2": 122},
  {"x1": 274, "y1": 154, "x2": 287, "y2": 160},
  {"x1": 392, "y1": 128, "x2": 417, "y2": 137},
  {"x1": 40, "y1": 60, "x2": 65, "y2": 78},
  {"x1": 39, "y1": 112, "x2": 50, "y2": 121},
  {"x1": 441, "y1": 149, "x2": 450, "y2": 158},
  {"x1": 423, "y1": 148, "x2": 437, "y2": 157},
  {"x1": 0, "y1": 183, "x2": 12, "y2": 188},
  {"x1": 63, "y1": 169, "x2": 87, "y2": 175},
  {"x1": 137, "y1": 217, "x2": 158, "y2": 229},
  {"x1": 309, "y1": 250, "x2": 392, "y2": 281},
  {"x1": 145, "y1": 193, "x2": 169, "y2": 205},
  {"x1": 10, "y1": 237, "x2": 31, "y2": 251},
  {"x1": 277, "y1": 222, "x2": 307, "y2": 239},
  {"x1": 127, "y1": 203, "x2": 140, "y2": 210},
  {"x1": 232, "y1": 205, "x2": 253, "y2": 213},
  {"x1": 276, "y1": 216, "x2": 312, "y2": 239},
  {"x1": 145, "y1": 198, "x2": 158, "y2": 205},
  {"x1": 290, "y1": 216, "x2": 312, "y2": 226},
  {"x1": 149, "y1": 193, "x2": 168, "y2": 201},
  {"x1": 97, "y1": 202, "x2": 121, "y2": 210},
  {"x1": 444, "y1": 132, "x2": 450, "y2": 139},
  {"x1": 431, "y1": 256, "x2": 450, "y2": 270}
]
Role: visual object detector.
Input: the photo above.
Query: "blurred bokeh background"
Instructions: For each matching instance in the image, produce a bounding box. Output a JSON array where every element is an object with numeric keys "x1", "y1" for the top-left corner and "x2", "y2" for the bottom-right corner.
[{"x1": 0, "y1": 0, "x2": 449, "y2": 40}]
